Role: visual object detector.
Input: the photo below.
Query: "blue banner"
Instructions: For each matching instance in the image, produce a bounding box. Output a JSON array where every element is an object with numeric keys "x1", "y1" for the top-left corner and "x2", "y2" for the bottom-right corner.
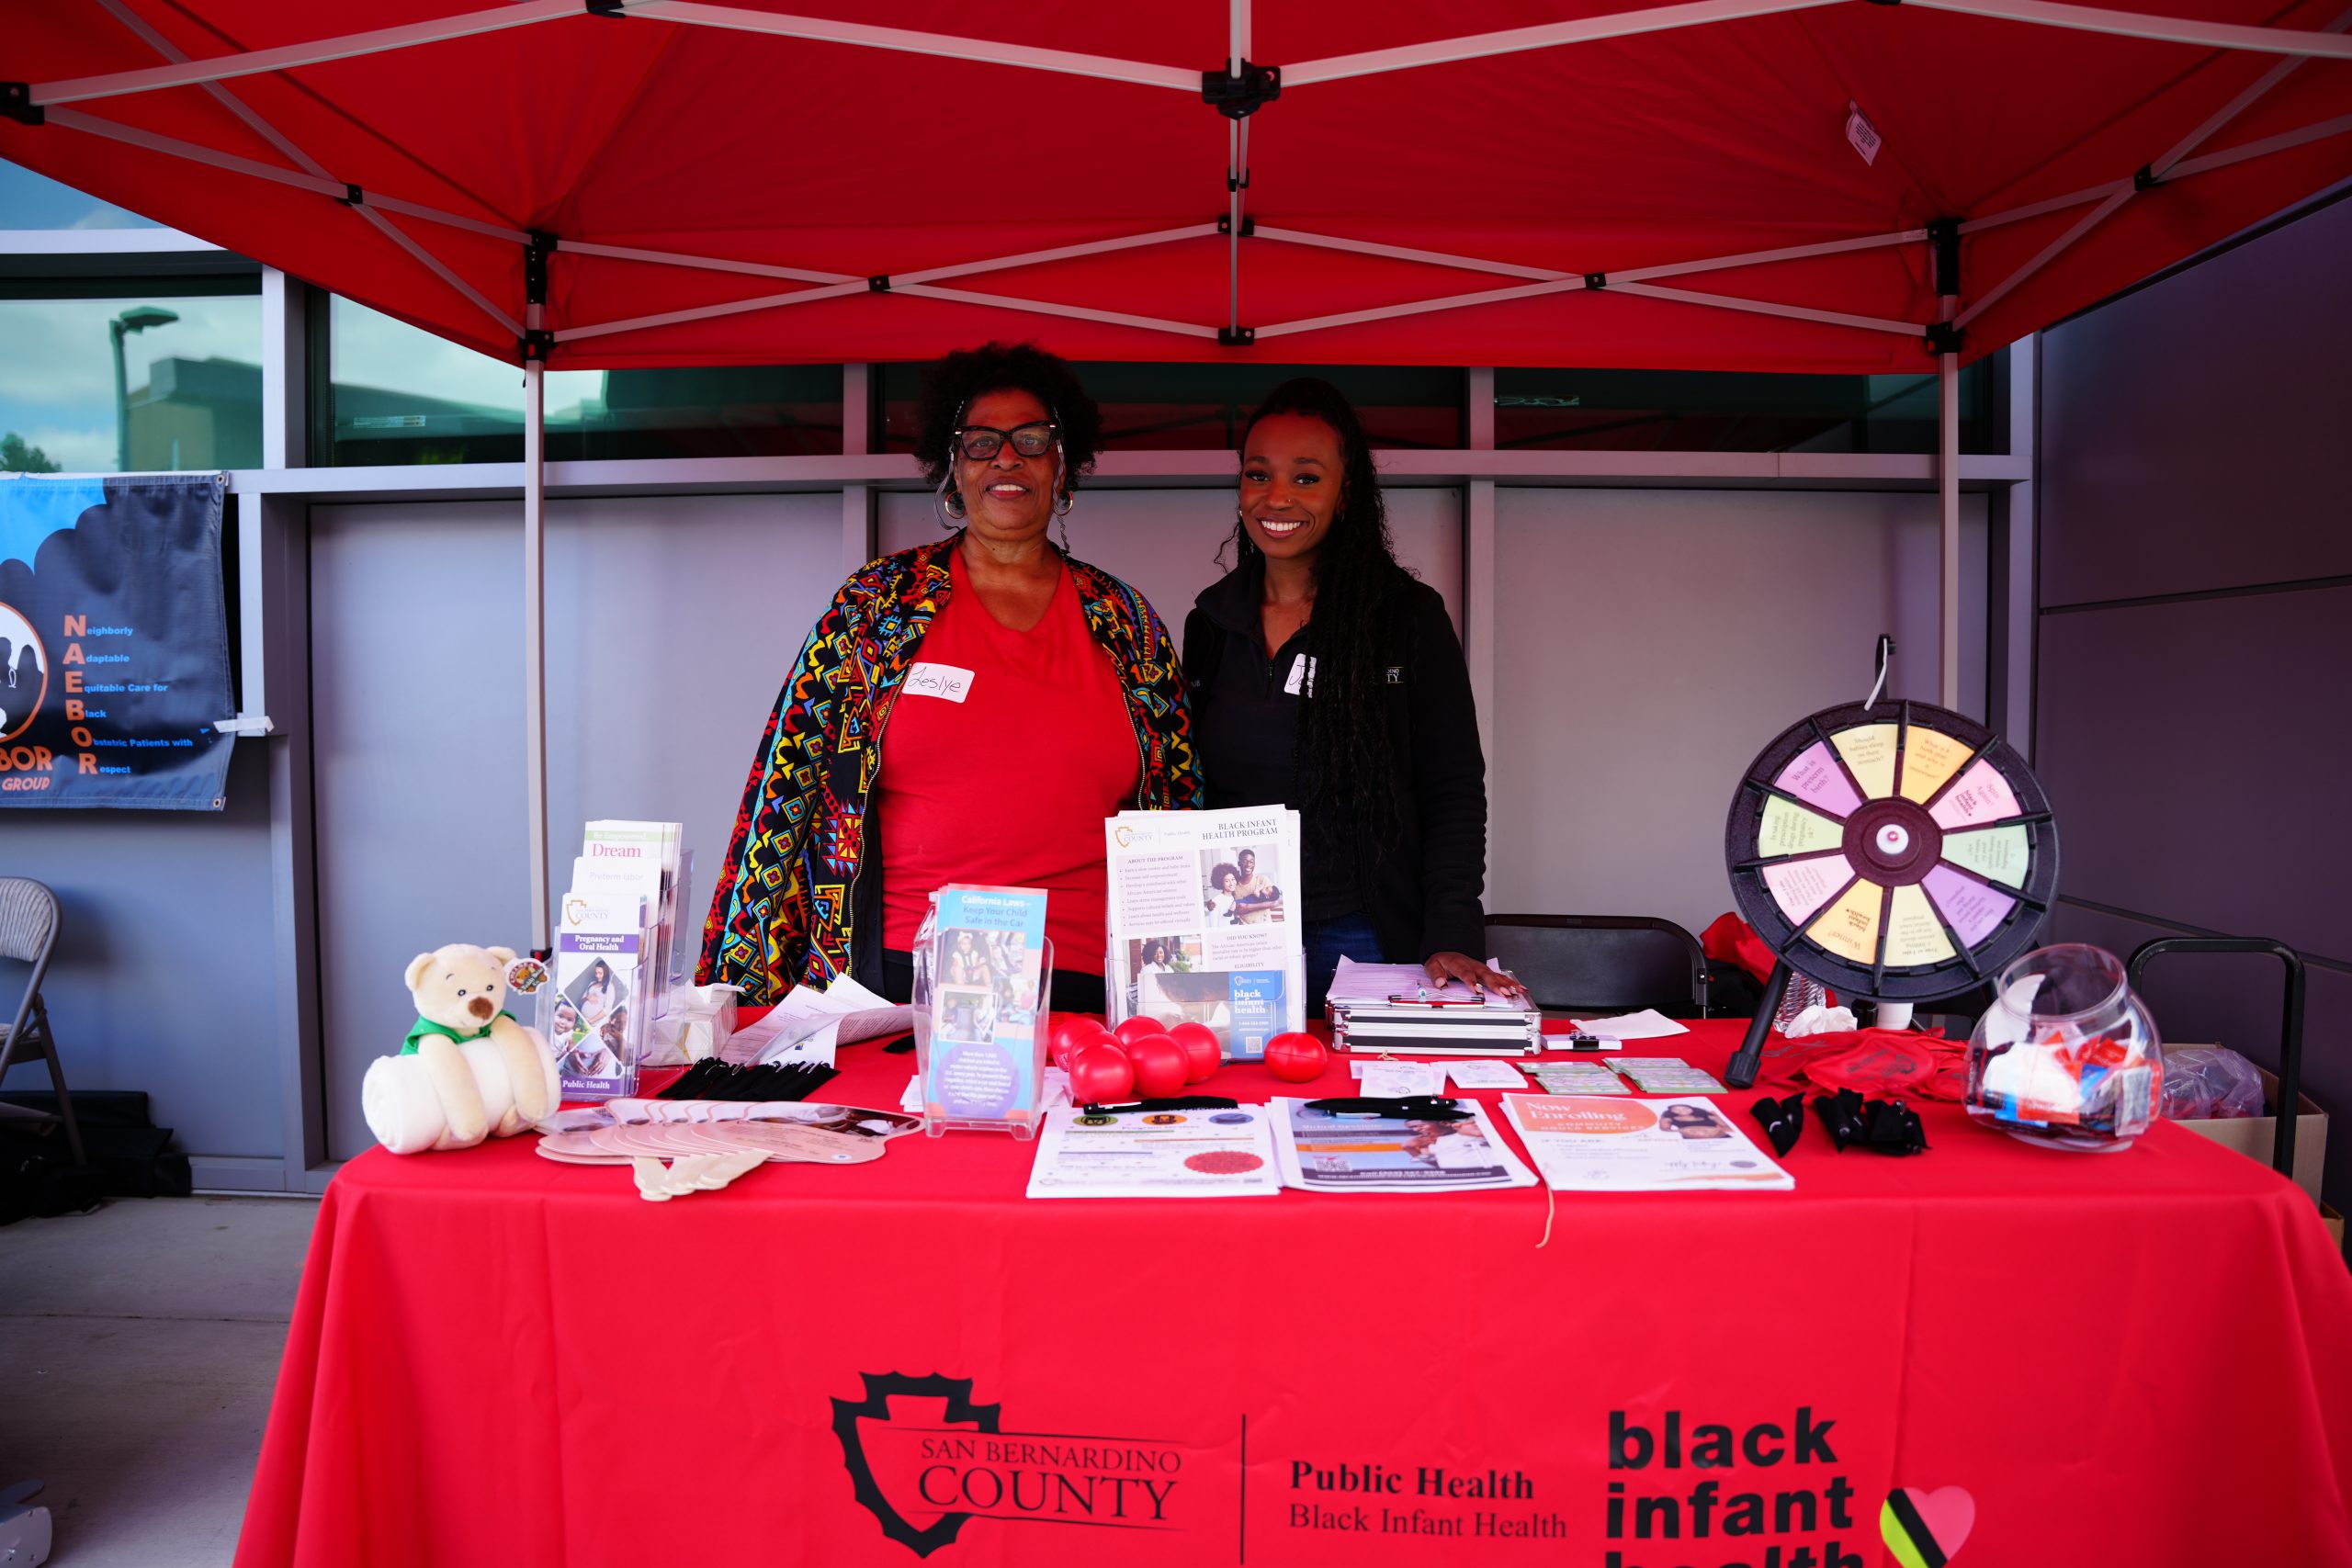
[{"x1": 0, "y1": 473, "x2": 234, "y2": 809}]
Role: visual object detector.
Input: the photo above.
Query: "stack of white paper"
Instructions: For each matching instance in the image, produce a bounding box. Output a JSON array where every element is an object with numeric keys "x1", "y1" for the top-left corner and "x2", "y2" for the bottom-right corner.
[{"x1": 724, "y1": 974, "x2": 910, "y2": 1067}]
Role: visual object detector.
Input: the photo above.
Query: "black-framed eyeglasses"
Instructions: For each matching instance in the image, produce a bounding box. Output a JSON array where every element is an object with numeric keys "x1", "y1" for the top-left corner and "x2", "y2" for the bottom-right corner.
[{"x1": 954, "y1": 421, "x2": 1057, "y2": 461}]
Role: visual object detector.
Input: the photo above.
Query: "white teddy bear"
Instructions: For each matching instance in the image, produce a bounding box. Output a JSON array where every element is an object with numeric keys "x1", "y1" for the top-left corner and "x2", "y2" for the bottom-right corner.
[{"x1": 362, "y1": 942, "x2": 561, "y2": 1154}]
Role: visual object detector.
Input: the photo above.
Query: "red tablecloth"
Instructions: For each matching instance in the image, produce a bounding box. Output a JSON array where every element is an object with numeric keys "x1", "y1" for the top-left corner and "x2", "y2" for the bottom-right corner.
[{"x1": 237, "y1": 1021, "x2": 2352, "y2": 1568}]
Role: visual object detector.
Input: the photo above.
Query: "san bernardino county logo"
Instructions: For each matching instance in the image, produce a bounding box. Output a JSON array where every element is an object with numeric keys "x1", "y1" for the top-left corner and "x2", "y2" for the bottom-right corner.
[{"x1": 831, "y1": 1372, "x2": 1189, "y2": 1558}]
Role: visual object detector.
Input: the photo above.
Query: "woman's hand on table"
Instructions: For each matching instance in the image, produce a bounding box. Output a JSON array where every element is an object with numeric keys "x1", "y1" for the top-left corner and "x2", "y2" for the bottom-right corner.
[{"x1": 1423, "y1": 951, "x2": 1527, "y2": 998}]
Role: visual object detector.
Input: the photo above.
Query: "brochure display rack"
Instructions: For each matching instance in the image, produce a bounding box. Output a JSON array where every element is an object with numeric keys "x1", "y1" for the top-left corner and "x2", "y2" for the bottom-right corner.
[{"x1": 910, "y1": 886, "x2": 1053, "y2": 1138}]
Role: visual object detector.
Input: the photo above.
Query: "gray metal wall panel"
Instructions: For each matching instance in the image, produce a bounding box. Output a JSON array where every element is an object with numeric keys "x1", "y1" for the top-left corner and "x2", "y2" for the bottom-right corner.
[
  {"x1": 2036, "y1": 589, "x2": 2351, "y2": 964},
  {"x1": 0, "y1": 738, "x2": 282, "y2": 1159},
  {"x1": 2039, "y1": 196, "x2": 2352, "y2": 608},
  {"x1": 876, "y1": 487, "x2": 1464, "y2": 634},
  {"x1": 310, "y1": 495, "x2": 838, "y2": 1159},
  {"x1": 1488, "y1": 489, "x2": 1989, "y2": 939},
  {"x1": 2037, "y1": 197, "x2": 2352, "y2": 1210}
]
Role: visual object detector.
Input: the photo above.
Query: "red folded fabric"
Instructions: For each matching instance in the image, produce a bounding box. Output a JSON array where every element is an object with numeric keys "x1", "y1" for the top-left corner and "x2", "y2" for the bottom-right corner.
[
  {"x1": 1701, "y1": 912, "x2": 1778, "y2": 986},
  {"x1": 1747, "y1": 1027, "x2": 1967, "y2": 1102}
]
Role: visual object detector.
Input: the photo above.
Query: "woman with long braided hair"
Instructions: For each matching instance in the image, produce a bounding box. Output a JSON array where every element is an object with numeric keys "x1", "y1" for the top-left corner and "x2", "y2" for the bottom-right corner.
[{"x1": 1183, "y1": 378, "x2": 1521, "y2": 1011}]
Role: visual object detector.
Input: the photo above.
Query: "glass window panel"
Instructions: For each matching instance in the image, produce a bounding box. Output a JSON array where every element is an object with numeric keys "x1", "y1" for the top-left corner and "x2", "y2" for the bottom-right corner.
[
  {"x1": 318, "y1": 297, "x2": 842, "y2": 464},
  {"x1": 1494, "y1": 352, "x2": 2006, "y2": 455},
  {"x1": 878, "y1": 361, "x2": 1464, "y2": 453},
  {"x1": 0, "y1": 283, "x2": 262, "y2": 473},
  {"x1": 0, "y1": 157, "x2": 164, "y2": 231}
]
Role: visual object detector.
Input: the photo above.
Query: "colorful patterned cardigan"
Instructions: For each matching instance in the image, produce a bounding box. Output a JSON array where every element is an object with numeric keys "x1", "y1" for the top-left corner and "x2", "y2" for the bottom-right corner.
[{"x1": 697, "y1": 536, "x2": 1203, "y2": 1003}]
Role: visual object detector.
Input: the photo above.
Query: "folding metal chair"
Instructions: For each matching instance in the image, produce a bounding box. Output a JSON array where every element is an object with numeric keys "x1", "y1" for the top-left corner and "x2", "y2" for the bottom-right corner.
[
  {"x1": 1484, "y1": 914, "x2": 1715, "y2": 1019},
  {"x1": 0, "y1": 877, "x2": 85, "y2": 1166}
]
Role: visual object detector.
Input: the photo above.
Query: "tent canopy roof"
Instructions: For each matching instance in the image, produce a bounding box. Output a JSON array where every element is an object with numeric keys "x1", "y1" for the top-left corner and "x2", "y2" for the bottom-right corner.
[{"x1": 5, "y1": 0, "x2": 2350, "y2": 374}]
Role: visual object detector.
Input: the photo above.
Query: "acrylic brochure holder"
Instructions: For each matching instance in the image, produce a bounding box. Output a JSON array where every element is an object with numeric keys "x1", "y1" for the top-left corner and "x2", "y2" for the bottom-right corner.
[
  {"x1": 911, "y1": 888, "x2": 1053, "y2": 1138},
  {"x1": 540, "y1": 904, "x2": 655, "y2": 1102}
]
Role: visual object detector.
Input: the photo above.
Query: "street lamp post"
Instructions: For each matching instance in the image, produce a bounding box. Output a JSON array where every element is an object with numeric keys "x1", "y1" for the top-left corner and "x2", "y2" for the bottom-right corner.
[{"x1": 110, "y1": 305, "x2": 179, "y2": 471}]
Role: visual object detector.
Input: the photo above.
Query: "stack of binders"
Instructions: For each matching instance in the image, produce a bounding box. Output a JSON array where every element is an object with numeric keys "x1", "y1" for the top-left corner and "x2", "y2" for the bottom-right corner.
[{"x1": 1324, "y1": 958, "x2": 1544, "y2": 1055}]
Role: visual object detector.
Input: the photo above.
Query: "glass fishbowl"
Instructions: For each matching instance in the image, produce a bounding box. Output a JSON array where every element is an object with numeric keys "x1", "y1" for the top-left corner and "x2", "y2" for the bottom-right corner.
[{"x1": 1965, "y1": 943, "x2": 2162, "y2": 1151}]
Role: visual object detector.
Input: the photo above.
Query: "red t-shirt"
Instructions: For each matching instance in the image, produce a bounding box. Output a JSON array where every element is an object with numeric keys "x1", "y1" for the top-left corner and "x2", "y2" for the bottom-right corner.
[{"x1": 877, "y1": 549, "x2": 1141, "y2": 962}]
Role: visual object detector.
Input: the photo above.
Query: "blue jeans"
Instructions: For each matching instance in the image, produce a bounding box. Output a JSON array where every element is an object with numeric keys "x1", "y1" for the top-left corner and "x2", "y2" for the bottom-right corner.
[{"x1": 1302, "y1": 912, "x2": 1383, "y2": 1019}]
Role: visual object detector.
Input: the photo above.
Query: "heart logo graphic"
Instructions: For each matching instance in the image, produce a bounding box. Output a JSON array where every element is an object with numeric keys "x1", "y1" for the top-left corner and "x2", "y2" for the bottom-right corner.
[{"x1": 1882, "y1": 1484, "x2": 1974, "y2": 1567}]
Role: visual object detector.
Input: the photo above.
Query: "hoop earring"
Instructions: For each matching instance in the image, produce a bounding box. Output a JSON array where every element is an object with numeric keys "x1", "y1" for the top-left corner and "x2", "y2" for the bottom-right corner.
[{"x1": 935, "y1": 476, "x2": 967, "y2": 530}]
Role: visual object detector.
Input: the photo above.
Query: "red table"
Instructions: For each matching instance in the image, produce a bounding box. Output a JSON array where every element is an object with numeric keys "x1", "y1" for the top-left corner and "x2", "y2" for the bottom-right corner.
[{"x1": 237, "y1": 1021, "x2": 2352, "y2": 1568}]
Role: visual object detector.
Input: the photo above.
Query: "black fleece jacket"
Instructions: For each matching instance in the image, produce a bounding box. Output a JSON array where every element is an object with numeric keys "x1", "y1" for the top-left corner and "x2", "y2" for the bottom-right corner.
[{"x1": 1182, "y1": 560, "x2": 1490, "y2": 964}]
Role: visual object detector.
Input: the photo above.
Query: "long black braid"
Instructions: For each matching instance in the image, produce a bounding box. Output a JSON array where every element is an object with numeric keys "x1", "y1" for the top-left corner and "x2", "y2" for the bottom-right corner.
[{"x1": 1227, "y1": 377, "x2": 1410, "y2": 844}]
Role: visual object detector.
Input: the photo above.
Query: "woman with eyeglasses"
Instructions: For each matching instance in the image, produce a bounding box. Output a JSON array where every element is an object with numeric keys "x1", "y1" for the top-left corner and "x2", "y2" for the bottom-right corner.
[
  {"x1": 699, "y1": 342, "x2": 1201, "y2": 1011},
  {"x1": 1184, "y1": 378, "x2": 1523, "y2": 1013}
]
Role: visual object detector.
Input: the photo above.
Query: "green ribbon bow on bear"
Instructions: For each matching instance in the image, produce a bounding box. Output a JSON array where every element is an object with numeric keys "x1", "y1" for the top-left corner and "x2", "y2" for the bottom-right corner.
[{"x1": 401, "y1": 1011, "x2": 516, "y2": 1056}]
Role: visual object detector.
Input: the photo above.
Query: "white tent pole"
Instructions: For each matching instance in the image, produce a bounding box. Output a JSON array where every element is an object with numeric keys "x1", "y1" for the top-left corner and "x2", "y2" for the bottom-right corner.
[
  {"x1": 1956, "y1": 186, "x2": 2133, "y2": 329},
  {"x1": 1253, "y1": 225, "x2": 1576, "y2": 280},
  {"x1": 35, "y1": 0, "x2": 587, "y2": 107},
  {"x1": 1953, "y1": 15, "x2": 2343, "y2": 335},
  {"x1": 1250, "y1": 222, "x2": 1928, "y2": 285},
  {"x1": 2169, "y1": 110, "x2": 2352, "y2": 177},
  {"x1": 1936, "y1": 324, "x2": 1961, "y2": 710},
  {"x1": 84, "y1": 0, "x2": 522, "y2": 340},
  {"x1": 354, "y1": 207, "x2": 524, "y2": 334},
  {"x1": 1908, "y1": 0, "x2": 2352, "y2": 56},
  {"x1": 1255, "y1": 277, "x2": 1590, "y2": 340},
  {"x1": 563, "y1": 240, "x2": 856, "y2": 284},
  {"x1": 1227, "y1": 120, "x2": 1244, "y2": 337},
  {"x1": 1963, "y1": 179, "x2": 2128, "y2": 234},
  {"x1": 43, "y1": 108, "x2": 528, "y2": 242},
  {"x1": 554, "y1": 281, "x2": 869, "y2": 344},
  {"x1": 1615, "y1": 228, "x2": 1928, "y2": 282},
  {"x1": 640, "y1": 3, "x2": 1198, "y2": 89},
  {"x1": 1283, "y1": 0, "x2": 1840, "y2": 85},
  {"x1": 895, "y1": 225, "x2": 1217, "y2": 285},
  {"x1": 523, "y1": 343, "x2": 550, "y2": 956},
  {"x1": 893, "y1": 283, "x2": 1222, "y2": 339},
  {"x1": 1610, "y1": 280, "x2": 1923, "y2": 337}
]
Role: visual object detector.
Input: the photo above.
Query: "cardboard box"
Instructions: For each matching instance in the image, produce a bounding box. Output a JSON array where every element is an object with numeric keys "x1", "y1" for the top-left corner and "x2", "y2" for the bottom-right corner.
[{"x1": 2169, "y1": 1054, "x2": 2328, "y2": 1208}]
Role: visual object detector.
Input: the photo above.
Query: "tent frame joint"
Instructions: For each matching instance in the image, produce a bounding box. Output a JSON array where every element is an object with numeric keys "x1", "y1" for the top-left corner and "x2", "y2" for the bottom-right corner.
[
  {"x1": 1216, "y1": 212, "x2": 1256, "y2": 237},
  {"x1": 2132, "y1": 163, "x2": 2164, "y2": 190},
  {"x1": 337, "y1": 182, "x2": 364, "y2": 207},
  {"x1": 0, "y1": 83, "x2": 41, "y2": 126},
  {"x1": 1584, "y1": 271, "x2": 1608, "y2": 289},
  {"x1": 583, "y1": 0, "x2": 626, "y2": 17},
  {"x1": 1922, "y1": 320, "x2": 1962, "y2": 355},
  {"x1": 525, "y1": 231, "x2": 557, "y2": 304},
  {"x1": 1928, "y1": 218, "x2": 1962, "y2": 293},
  {"x1": 1218, "y1": 324, "x2": 1257, "y2": 346},
  {"x1": 1202, "y1": 61, "x2": 1281, "y2": 118},
  {"x1": 867, "y1": 274, "x2": 892, "y2": 292},
  {"x1": 517, "y1": 327, "x2": 554, "y2": 364}
]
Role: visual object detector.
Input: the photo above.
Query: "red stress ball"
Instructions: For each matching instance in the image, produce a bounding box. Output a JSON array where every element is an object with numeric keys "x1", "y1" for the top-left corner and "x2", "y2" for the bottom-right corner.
[
  {"x1": 1050, "y1": 1015, "x2": 1115, "y2": 1071},
  {"x1": 1262, "y1": 1032, "x2": 1329, "y2": 1084},
  {"x1": 1127, "y1": 1035, "x2": 1190, "y2": 1099},
  {"x1": 1114, "y1": 1014, "x2": 1171, "y2": 1049},
  {"x1": 1068, "y1": 1043, "x2": 1136, "y2": 1105},
  {"x1": 1167, "y1": 1021, "x2": 1222, "y2": 1084}
]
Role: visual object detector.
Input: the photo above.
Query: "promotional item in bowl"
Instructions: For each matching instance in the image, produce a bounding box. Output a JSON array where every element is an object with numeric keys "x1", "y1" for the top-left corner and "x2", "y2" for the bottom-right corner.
[{"x1": 1964, "y1": 943, "x2": 2162, "y2": 1150}]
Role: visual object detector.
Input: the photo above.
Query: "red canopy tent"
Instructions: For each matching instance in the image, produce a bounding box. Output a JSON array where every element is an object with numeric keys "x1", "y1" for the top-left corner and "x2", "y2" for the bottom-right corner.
[{"x1": 6, "y1": 0, "x2": 2349, "y2": 940}]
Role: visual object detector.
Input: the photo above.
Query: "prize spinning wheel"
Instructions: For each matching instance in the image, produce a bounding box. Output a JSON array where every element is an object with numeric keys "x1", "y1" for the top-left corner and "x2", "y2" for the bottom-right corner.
[{"x1": 1721, "y1": 698, "x2": 2058, "y2": 1085}]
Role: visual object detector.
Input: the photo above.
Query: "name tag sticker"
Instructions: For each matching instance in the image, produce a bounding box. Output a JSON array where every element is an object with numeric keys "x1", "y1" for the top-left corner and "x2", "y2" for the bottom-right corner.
[
  {"x1": 1283, "y1": 655, "x2": 1317, "y2": 696},
  {"x1": 904, "y1": 662, "x2": 976, "y2": 703}
]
